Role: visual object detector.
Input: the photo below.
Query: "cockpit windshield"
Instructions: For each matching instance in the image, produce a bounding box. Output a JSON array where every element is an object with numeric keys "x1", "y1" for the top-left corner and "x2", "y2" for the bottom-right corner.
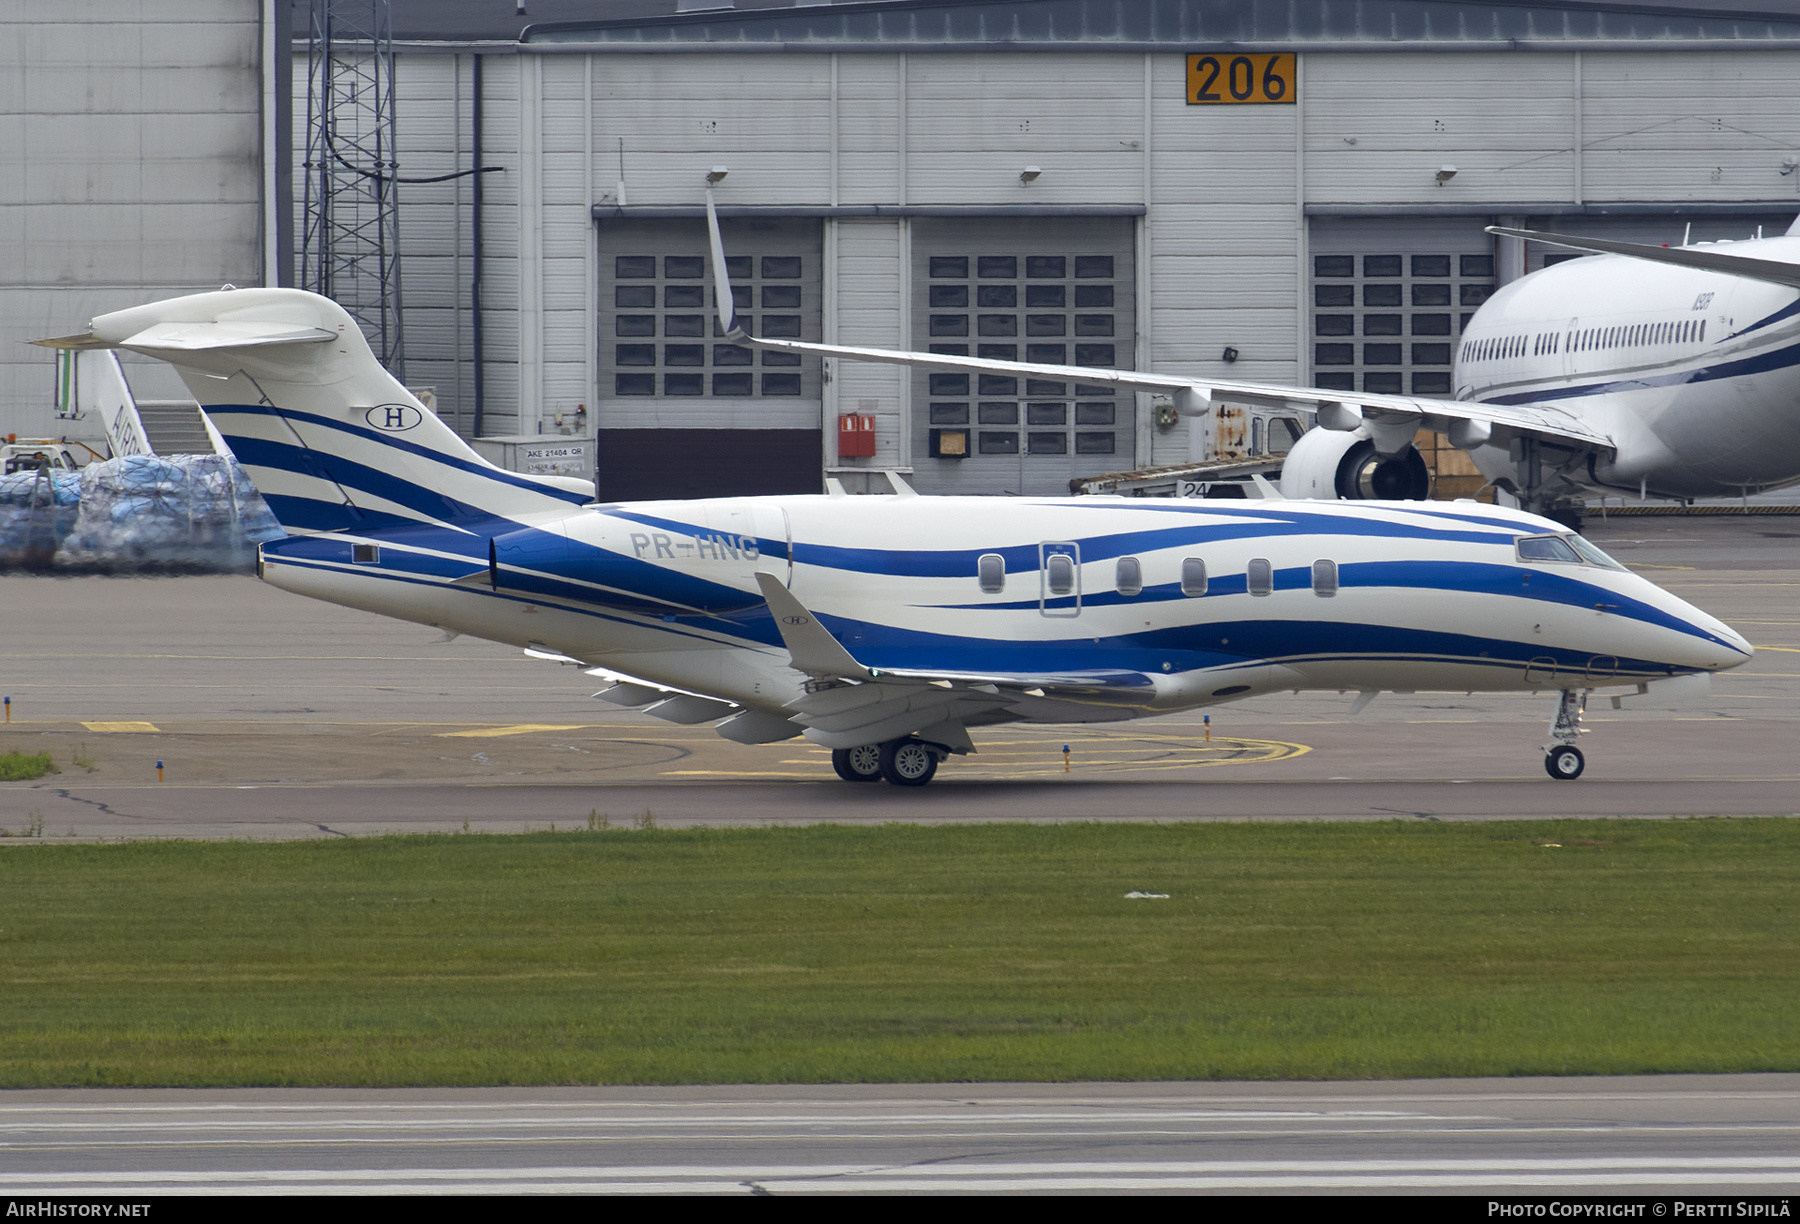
[{"x1": 1515, "y1": 532, "x2": 1628, "y2": 571}]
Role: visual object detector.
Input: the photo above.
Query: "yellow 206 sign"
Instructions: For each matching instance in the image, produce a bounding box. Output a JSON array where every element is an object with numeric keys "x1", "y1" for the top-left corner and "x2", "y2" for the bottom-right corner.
[{"x1": 1186, "y1": 53, "x2": 1295, "y2": 105}]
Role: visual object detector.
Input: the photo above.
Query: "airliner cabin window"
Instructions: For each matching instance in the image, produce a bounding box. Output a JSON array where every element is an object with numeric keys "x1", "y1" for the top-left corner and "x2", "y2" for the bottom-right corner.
[
  {"x1": 1247, "y1": 557, "x2": 1274, "y2": 596},
  {"x1": 1180, "y1": 557, "x2": 1207, "y2": 597},
  {"x1": 977, "y1": 553, "x2": 1006, "y2": 593},
  {"x1": 1046, "y1": 553, "x2": 1076, "y2": 596},
  {"x1": 1312, "y1": 558, "x2": 1338, "y2": 597},
  {"x1": 1116, "y1": 556, "x2": 1143, "y2": 597}
]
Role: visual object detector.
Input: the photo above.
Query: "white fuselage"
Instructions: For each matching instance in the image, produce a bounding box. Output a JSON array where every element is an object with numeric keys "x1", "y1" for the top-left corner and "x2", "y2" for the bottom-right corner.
[{"x1": 261, "y1": 494, "x2": 1751, "y2": 725}]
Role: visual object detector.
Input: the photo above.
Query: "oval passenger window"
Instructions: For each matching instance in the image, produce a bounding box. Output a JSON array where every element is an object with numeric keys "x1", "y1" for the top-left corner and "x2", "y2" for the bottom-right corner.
[
  {"x1": 1312, "y1": 558, "x2": 1338, "y2": 597},
  {"x1": 1180, "y1": 557, "x2": 1207, "y2": 597},
  {"x1": 977, "y1": 553, "x2": 1006, "y2": 593},
  {"x1": 1046, "y1": 553, "x2": 1075, "y2": 596},
  {"x1": 1115, "y1": 556, "x2": 1142, "y2": 597}
]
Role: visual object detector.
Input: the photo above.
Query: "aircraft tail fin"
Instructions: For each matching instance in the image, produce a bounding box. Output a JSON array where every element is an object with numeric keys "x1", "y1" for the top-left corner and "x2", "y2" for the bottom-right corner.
[{"x1": 56, "y1": 288, "x2": 591, "y2": 536}]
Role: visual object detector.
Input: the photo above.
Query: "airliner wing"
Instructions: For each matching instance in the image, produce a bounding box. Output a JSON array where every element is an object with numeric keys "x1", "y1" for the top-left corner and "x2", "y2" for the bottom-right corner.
[
  {"x1": 1489, "y1": 225, "x2": 1800, "y2": 290},
  {"x1": 703, "y1": 193, "x2": 1612, "y2": 459},
  {"x1": 734, "y1": 329, "x2": 1614, "y2": 457}
]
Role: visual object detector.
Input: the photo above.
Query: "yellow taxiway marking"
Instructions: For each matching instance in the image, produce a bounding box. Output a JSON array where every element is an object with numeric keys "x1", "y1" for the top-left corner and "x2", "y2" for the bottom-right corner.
[
  {"x1": 78, "y1": 721, "x2": 160, "y2": 733},
  {"x1": 661, "y1": 770, "x2": 825, "y2": 779},
  {"x1": 438, "y1": 724, "x2": 589, "y2": 738},
  {"x1": 1753, "y1": 645, "x2": 1800, "y2": 653}
]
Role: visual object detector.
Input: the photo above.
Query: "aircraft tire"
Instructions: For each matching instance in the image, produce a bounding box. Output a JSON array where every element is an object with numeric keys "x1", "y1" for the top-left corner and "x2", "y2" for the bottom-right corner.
[
  {"x1": 1545, "y1": 745, "x2": 1585, "y2": 781},
  {"x1": 878, "y1": 738, "x2": 939, "y2": 787},
  {"x1": 832, "y1": 745, "x2": 883, "y2": 783}
]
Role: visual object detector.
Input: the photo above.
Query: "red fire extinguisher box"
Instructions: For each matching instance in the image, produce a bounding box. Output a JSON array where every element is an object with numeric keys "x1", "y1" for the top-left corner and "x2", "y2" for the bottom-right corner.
[{"x1": 837, "y1": 413, "x2": 876, "y2": 458}]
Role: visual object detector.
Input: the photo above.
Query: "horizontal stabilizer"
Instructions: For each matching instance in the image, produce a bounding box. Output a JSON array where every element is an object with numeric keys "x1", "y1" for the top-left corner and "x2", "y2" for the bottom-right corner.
[
  {"x1": 119, "y1": 320, "x2": 339, "y2": 352},
  {"x1": 33, "y1": 321, "x2": 337, "y2": 353},
  {"x1": 1488, "y1": 226, "x2": 1800, "y2": 290},
  {"x1": 30, "y1": 333, "x2": 116, "y2": 351}
]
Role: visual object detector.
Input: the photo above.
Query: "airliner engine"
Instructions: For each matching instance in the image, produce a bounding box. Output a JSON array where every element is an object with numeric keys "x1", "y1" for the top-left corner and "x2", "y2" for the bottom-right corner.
[{"x1": 1278, "y1": 429, "x2": 1431, "y2": 500}]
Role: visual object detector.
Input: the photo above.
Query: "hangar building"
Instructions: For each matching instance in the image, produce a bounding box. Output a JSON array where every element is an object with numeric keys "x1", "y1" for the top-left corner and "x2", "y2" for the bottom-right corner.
[
  {"x1": 372, "y1": 0, "x2": 1800, "y2": 499},
  {"x1": 9, "y1": 0, "x2": 1800, "y2": 502}
]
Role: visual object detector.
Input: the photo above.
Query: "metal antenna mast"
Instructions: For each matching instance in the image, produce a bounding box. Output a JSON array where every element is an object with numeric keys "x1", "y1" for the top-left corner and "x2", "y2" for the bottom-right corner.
[{"x1": 301, "y1": 0, "x2": 404, "y2": 380}]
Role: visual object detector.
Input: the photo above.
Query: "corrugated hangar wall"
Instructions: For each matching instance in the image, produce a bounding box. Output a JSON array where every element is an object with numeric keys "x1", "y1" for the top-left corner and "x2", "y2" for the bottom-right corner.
[
  {"x1": 1, "y1": 1, "x2": 268, "y2": 441},
  {"x1": 379, "y1": 43, "x2": 1800, "y2": 495}
]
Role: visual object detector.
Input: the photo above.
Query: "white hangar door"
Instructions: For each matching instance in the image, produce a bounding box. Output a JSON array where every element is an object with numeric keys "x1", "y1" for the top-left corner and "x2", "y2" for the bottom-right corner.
[
  {"x1": 595, "y1": 216, "x2": 824, "y2": 501},
  {"x1": 1307, "y1": 216, "x2": 1498, "y2": 399},
  {"x1": 909, "y1": 216, "x2": 1137, "y2": 498}
]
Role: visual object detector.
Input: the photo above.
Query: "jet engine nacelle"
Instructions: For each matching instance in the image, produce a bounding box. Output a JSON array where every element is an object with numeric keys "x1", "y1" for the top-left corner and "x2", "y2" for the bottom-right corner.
[{"x1": 1278, "y1": 428, "x2": 1431, "y2": 501}]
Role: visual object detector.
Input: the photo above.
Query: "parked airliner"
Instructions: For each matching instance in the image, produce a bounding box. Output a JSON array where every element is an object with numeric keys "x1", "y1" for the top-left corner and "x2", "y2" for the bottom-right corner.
[
  {"x1": 41, "y1": 278, "x2": 1752, "y2": 786},
  {"x1": 705, "y1": 194, "x2": 1800, "y2": 513}
]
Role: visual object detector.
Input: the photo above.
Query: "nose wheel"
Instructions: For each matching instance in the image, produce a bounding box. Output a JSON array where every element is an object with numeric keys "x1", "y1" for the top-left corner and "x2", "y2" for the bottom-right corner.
[
  {"x1": 1545, "y1": 744, "x2": 1585, "y2": 781},
  {"x1": 1543, "y1": 689, "x2": 1590, "y2": 782}
]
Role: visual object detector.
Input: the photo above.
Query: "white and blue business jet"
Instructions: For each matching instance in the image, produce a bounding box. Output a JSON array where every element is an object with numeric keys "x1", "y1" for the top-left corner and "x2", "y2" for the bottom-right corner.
[{"x1": 40, "y1": 231, "x2": 1751, "y2": 786}]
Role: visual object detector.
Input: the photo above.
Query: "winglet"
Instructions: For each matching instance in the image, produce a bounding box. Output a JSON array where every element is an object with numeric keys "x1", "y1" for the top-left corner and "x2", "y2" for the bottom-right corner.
[
  {"x1": 754, "y1": 572, "x2": 872, "y2": 679},
  {"x1": 705, "y1": 188, "x2": 744, "y2": 339}
]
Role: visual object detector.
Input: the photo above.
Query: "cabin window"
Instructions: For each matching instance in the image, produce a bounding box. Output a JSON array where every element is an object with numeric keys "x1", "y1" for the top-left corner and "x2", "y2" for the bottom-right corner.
[
  {"x1": 1046, "y1": 553, "x2": 1076, "y2": 596},
  {"x1": 1115, "y1": 556, "x2": 1143, "y2": 597},
  {"x1": 1247, "y1": 557, "x2": 1273, "y2": 596},
  {"x1": 1180, "y1": 557, "x2": 1207, "y2": 597},
  {"x1": 1312, "y1": 558, "x2": 1338, "y2": 597},
  {"x1": 352, "y1": 544, "x2": 380, "y2": 565},
  {"x1": 977, "y1": 553, "x2": 1006, "y2": 593}
]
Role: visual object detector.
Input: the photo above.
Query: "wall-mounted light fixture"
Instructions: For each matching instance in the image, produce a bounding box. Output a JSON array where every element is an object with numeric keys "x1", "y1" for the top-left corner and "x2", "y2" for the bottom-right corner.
[
  {"x1": 705, "y1": 167, "x2": 729, "y2": 185},
  {"x1": 1435, "y1": 164, "x2": 1458, "y2": 186},
  {"x1": 1782, "y1": 156, "x2": 1798, "y2": 177},
  {"x1": 1221, "y1": 346, "x2": 1239, "y2": 364},
  {"x1": 1019, "y1": 165, "x2": 1042, "y2": 185}
]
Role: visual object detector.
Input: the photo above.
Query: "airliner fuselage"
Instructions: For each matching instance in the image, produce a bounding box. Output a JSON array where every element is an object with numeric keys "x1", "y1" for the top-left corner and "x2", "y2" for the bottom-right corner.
[{"x1": 1458, "y1": 236, "x2": 1800, "y2": 498}]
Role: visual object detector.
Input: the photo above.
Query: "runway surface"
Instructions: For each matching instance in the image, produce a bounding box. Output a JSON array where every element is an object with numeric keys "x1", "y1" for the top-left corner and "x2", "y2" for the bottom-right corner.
[
  {"x1": 2, "y1": 517, "x2": 1797, "y2": 837},
  {"x1": 2, "y1": 1076, "x2": 1797, "y2": 1195},
  {"x1": 2, "y1": 518, "x2": 1797, "y2": 1196}
]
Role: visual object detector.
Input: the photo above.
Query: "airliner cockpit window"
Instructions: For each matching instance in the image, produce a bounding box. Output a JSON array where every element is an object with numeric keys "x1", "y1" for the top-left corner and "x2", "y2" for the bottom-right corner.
[
  {"x1": 1567, "y1": 533, "x2": 1628, "y2": 571},
  {"x1": 1515, "y1": 534, "x2": 1582, "y2": 563},
  {"x1": 1516, "y1": 533, "x2": 1627, "y2": 570}
]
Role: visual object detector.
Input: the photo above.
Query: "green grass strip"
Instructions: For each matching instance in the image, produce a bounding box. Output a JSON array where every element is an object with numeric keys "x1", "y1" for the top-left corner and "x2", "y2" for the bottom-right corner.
[
  {"x1": 0, "y1": 751, "x2": 57, "y2": 782},
  {"x1": 1, "y1": 819, "x2": 1795, "y2": 1087}
]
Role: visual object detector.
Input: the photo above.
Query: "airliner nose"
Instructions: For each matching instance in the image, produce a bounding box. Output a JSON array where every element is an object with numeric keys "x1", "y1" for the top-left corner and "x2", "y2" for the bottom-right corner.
[{"x1": 1679, "y1": 614, "x2": 1753, "y2": 673}]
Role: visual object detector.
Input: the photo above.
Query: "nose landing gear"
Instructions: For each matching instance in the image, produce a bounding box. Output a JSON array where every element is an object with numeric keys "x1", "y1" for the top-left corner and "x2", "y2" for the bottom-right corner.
[{"x1": 1543, "y1": 689, "x2": 1589, "y2": 781}]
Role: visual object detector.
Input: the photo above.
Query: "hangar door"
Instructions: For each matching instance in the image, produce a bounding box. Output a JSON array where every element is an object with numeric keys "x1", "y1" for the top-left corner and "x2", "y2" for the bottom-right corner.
[
  {"x1": 910, "y1": 217, "x2": 1136, "y2": 497},
  {"x1": 595, "y1": 217, "x2": 823, "y2": 500},
  {"x1": 1307, "y1": 217, "x2": 1496, "y2": 398}
]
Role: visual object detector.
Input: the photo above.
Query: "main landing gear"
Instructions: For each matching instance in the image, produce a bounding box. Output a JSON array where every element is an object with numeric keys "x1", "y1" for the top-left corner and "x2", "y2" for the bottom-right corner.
[
  {"x1": 1543, "y1": 689, "x2": 1588, "y2": 781},
  {"x1": 831, "y1": 738, "x2": 946, "y2": 787}
]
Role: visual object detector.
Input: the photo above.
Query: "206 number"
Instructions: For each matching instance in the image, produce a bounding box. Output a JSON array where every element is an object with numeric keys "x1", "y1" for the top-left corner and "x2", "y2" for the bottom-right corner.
[{"x1": 1186, "y1": 54, "x2": 1294, "y2": 105}]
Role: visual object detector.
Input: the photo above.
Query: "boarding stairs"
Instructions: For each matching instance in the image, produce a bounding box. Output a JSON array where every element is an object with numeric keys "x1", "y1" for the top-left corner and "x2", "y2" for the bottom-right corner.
[{"x1": 133, "y1": 401, "x2": 217, "y2": 456}]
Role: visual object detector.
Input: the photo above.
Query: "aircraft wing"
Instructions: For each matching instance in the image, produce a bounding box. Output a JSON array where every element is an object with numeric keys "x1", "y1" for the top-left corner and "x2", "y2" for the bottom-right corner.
[
  {"x1": 704, "y1": 193, "x2": 1610, "y2": 459},
  {"x1": 753, "y1": 573, "x2": 1159, "y2": 750},
  {"x1": 735, "y1": 329, "x2": 1614, "y2": 457},
  {"x1": 1489, "y1": 225, "x2": 1800, "y2": 290}
]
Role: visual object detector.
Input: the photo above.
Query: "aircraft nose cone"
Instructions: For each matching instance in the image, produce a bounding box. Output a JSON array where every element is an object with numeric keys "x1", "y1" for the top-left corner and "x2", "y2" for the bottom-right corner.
[{"x1": 1685, "y1": 619, "x2": 1753, "y2": 672}]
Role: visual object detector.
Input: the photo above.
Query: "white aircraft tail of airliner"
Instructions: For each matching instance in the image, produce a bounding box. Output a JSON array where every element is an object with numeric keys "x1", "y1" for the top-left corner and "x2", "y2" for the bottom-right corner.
[{"x1": 39, "y1": 279, "x2": 1751, "y2": 786}]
